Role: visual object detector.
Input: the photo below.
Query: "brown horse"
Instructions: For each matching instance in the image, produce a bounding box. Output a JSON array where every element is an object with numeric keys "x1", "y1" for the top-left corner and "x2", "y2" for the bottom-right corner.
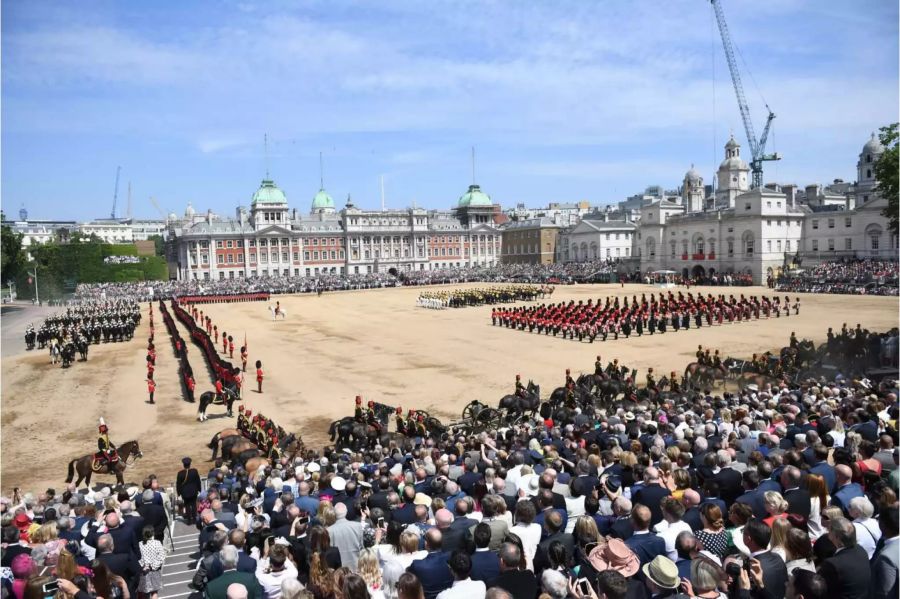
[
  {"x1": 66, "y1": 440, "x2": 143, "y2": 487},
  {"x1": 736, "y1": 373, "x2": 779, "y2": 393},
  {"x1": 208, "y1": 429, "x2": 244, "y2": 460}
]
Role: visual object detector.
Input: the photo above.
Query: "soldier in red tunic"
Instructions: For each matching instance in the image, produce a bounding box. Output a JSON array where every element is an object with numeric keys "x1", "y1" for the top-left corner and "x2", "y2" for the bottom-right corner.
[
  {"x1": 222, "y1": 331, "x2": 228, "y2": 354},
  {"x1": 256, "y1": 360, "x2": 264, "y2": 393},
  {"x1": 228, "y1": 336, "x2": 235, "y2": 358},
  {"x1": 185, "y1": 371, "x2": 196, "y2": 402},
  {"x1": 147, "y1": 374, "x2": 156, "y2": 404},
  {"x1": 214, "y1": 325, "x2": 219, "y2": 344},
  {"x1": 240, "y1": 345, "x2": 248, "y2": 372}
]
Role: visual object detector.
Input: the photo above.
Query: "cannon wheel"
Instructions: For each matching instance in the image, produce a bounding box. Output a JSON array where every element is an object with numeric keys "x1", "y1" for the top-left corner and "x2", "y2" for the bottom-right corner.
[{"x1": 462, "y1": 401, "x2": 483, "y2": 421}]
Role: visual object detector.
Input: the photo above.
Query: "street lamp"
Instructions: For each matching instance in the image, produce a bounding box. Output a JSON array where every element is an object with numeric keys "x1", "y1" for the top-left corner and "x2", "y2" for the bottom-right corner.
[{"x1": 27, "y1": 267, "x2": 39, "y2": 305}]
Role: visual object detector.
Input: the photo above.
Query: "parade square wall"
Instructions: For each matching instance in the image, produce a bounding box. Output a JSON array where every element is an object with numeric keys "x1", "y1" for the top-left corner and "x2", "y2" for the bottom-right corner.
[{"x1": 1, "y1": 283, "x2": 897, "y2": 492}]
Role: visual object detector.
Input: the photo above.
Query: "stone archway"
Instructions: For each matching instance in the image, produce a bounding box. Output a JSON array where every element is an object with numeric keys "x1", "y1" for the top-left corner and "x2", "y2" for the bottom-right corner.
[
  {"x1": 691, "y1": 265, "x2": 706, "y2": 278},
  {"x1": 681, "y1": 267, "x2": 689, "y2": 279}
]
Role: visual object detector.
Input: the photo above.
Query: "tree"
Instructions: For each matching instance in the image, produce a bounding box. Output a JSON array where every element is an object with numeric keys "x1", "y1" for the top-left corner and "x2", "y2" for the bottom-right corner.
[
  {"x1": 1, "y1": 224, "x2": 25, "y2": 284},
  {"x1": 873, "y1": 122, "x2": 898, "y2": 235},
  {"x1": 148, "y1": 234, "x2": 165, "y2": 256}
]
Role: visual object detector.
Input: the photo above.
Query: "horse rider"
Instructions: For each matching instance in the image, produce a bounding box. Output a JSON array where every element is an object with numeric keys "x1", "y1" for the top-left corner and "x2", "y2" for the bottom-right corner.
[
  {"x1": 564, "y1": 368, "x2": 575, "y2": 391},
  {"x1": 268, "y1": 432, "x2": 282, "y2": 461},
  {"x1": 395, "y1": 406, "x2": 408, "y2": 436},
  {"x1": 406, "y1": 409, "x2": 418, "y2": 436},
  {"x1": 670, "y1": 371, "x2": 681, "y2": 394},
  {"x1": 712, "y1": 350, "x2": 723, "y2": 372},
  {"x1": 365, "y1": 400, "x2": 383, "y2": 432},
  {"x1": 704, "y1": 348, "x2": 712, "y2": 366},
  {"x1": 354, "y1": 396, "x2": 366, "y2": 424},
  {"x1": 515, "y1": 374, "x2": 527, "y2": 398},
  {"x1": 237, "y1": 406, "x2": 248, "y2": 434},
  {"x1": 645, "y1": 368, "x2": 658, "y2": 393},
  {"x1": 696, "y1": 345, "x2": 706, "y2": 365},
  {"x1": 95, "y1": 418, "x2": 119, "y2": 471},
  {"x1": 215, "y1": 378, "x2": 224, "y2": 403},
  {"x1": 414, "y1": 413, "x2": 427, "y2": 438},
  {"x1": 594, "y1": 355, "x2": 604, "y2": 378},
  {"x1": 790, "y1": 331, "x2": 798, "y2": 349}
]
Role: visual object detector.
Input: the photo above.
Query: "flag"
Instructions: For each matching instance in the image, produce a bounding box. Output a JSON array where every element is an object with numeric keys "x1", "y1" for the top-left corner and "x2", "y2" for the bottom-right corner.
[{"x1": 244, "y1": 331, "x2": 248, "y2": 351}]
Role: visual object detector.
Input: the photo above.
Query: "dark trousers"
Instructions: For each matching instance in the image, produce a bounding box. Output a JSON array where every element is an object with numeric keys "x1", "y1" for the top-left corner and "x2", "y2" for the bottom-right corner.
[{"x1": 182, "y1": 496, "x2": 198, "y2": 524}]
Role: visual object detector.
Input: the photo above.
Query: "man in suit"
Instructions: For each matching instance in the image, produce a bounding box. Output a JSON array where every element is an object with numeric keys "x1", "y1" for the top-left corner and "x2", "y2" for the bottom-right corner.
[
  {"x1": 207, "y1": 529, "x2": 257, "y2": 580},
  {"x1": 392, "y1": 486, "x2": 419, "y2": 525},
  {"x1": 204, "y1": 545, "x2": 262, "y2": 599},
  {"x1": 176, "y1": 456, "x2": 202, "y2": 525},
  {"x1": 487, "y1": 542, "x2": 537, "y2": 599},
  {"x1": 533, "y1": 510, "x2": 575, "y2": 576},
  {"x1": 457, "y1": 459, "x2": 483, "y2": 494},
  {"x1": 119, "y1": 501, "x2": 146, "y2": 541},
  {"x1": 735, "y1": 470, "x2": 767, "y2": 520},
  {"x1": 681, "y1": 490, "x2": 703, "y2": 532},
  {"x1": 756, "y1": 461, "x2": 782, "y2": 494},
  {"x1": 818, "y1": 517, "x2": 872, "y2": 599},
  {"x1": 95, "y1": 534, "x2": 140, "y2": 598},
  {"x1": 434, "y1": 508, "x2": 470, "y2": 554},
  {"x1": 831, "y1": 464, "x2": 864, "y2": 517},
  {"x1": 632, "y1": 467, "x2": 670, "y2": 527},
  {"x1": 780, "y1": 465, "x2": 811, "y2": 521},
  {"x1": 469, "y1": 523, "x2": 501, "y2": 583},
  {"x1": 469, "y1": 495, "x2": 508, "y2": 551},
  {"x1": 609, "y1": 496, "x2": 635, "y2": 540},
  {"x1": 741, "y1": 519, "x2": 788, "y2": 599},
  {"x1": 198, "y1": 509, "x2": 230, "y2": 552},
  {"x1": 138, "y1": 489, "x2": 169, "y2": 541},
  {"x1": 624, "y1": 505, "x2": 666, "y2": 568},
  {"x1": 570, "y1": 460, "x2": 599, "y2": 498},
  {"x1": 713, "y1": 450, "x2": 743, "y2": 508},
  {"x1": 872, "y1": 507, "x2": 899, "y2": 599},
  {"x1": 87, "y1": 512, "x2": 139, "y2": 558},
  {"x1": 808, "y1": 444, "x2": 837, "y2": 494},
  {"x1": 437, "y1": 551, "x2": 486, "y2": 599},
  {"x1": 407, "y1": 529, "x2": 454, "y2": 599}
]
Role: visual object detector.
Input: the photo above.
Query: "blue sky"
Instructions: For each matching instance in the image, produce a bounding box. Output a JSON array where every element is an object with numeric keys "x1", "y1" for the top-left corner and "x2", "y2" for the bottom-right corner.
[{"x1": 2, "y1": 0, "x2": 897, "y2": 220}]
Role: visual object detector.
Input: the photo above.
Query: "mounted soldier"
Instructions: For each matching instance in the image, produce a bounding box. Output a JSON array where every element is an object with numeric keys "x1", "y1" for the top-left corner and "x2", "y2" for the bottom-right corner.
[
  {"x1": 646, "y1": 368, "x2": 658, "y2": 393},
  {"x1": 365, "y1": 399, "x2": 383, "y2": 432},
  {"x1": 594, "y1": 355, "x2": 603, "y2": 377},
  {"x1": 95, "y1": 418, "x2": 119, "y2": 471},
  {"x1": 354, "y1": 396, "x2": 366, "y2": 423},
  {"x1": 515, "y1": 374, "x2": 527, "y2": 398},
  {"x1": 670, "y1": 371, "x2": 681, "y2": 394},
  {"x1": 395, "y1": 406, "x2": 407, "y2": 435}
]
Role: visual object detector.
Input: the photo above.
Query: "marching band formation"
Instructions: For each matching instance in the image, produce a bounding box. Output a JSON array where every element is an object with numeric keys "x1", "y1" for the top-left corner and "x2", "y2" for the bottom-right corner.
[
  {"x1": 491, "y1": 291, "x2": 800, "y2": 342},
  {"x1": 416, "y1": 285, "x2": 551, "y2": 309}
]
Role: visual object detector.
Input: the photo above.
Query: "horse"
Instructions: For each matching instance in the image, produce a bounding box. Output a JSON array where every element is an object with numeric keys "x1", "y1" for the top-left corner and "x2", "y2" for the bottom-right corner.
[
  {"x1": 208, "y1": 428, "x2": 244, "y2": 459},
  {"x1": 49, "y1": 342, "x2": 61, "y2": 365},
  {"x1": 685, "y1": 365, "x2": 726, "y2": 389},
  {"x1": 268, "y1": 305, "x2": 287, "y2": 321},
  {"x1": 736, "y1": 373, "x2": 779, "y2": 393},
  {"x1": 498, "y1": 382, "x2": 541, "y2": 417},
  {"x1": 60, "y1": 343, "x2": 77, "y2": 368},
  {"x1": 723, "y1": 357, "x2": 756, "y2": 378},
  {"x1": 197, "y1": 388, "x2": 239, "y2": 421},
  {"x1": 328, "y1": 417, "x2": 377, "y2": 449},
  {"x1": 76, "y1": 337, "x2": 89, "y2": 361},
  {"x1": 65, "y1": 440, "x2": 143, "y2": 487}
]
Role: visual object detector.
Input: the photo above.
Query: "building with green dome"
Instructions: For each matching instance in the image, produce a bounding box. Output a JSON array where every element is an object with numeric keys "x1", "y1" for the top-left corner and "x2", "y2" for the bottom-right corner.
[{"x1": 170, "y1": 175, "x2": 502, "y2": 281}]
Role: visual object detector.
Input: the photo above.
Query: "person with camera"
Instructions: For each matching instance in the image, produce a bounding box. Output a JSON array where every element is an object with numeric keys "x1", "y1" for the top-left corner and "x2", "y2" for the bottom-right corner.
[{"x1": 738, "y1": 519, "x2": 787, "y2": 599}]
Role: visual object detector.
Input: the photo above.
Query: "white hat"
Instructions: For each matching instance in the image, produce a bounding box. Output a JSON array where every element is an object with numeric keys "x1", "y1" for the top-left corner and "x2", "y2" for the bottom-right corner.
[
  {"x1": 390, "y1": 463, "x2": 403, "y2": 476},
  {"x1": 624, "y1": 411, "x2": 635, "y2": 421},
  {"x1": 747, "y1": 384, "x2": 759, "y2": 392},
  {"x1": 306, "y1": 462, "x2": 321, "y2": 474},
  {"x1": 331, "y1": 476, "x2": 347, "y2": 492}
]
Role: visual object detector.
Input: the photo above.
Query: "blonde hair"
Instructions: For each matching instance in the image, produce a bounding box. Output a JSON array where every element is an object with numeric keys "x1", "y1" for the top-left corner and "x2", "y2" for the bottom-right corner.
[
  {"x1": 318, "y1": 502, "x2": 336, "y2": 527},
  {"x1": 764, "y1": 491, "x2": 788, "y2": 514},
  {"x1": 620, "y1": 452, "x2": 638, "y2": 468},
  {"x1": 356, "y1": 548, "x2": 383, "y2": 589},
  {"x1": 770, "y1": 517, "x2": 792, "y2": 550},
  {"x1": 399, "y1": 531, "x2": 420, "y2": 554},
  {"x1": 30, "y1": 522, "x2": 58, "y2": 544}
]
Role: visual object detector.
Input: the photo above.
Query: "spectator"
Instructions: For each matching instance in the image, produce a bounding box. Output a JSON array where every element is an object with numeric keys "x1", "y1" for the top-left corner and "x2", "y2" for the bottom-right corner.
[
  {"x1": 407, "y1": 529, "x2": 452, "y2": 599},
  {"x1": 693, "y1": 503, "x2": 729, "y2": 560},
  {"x1": 871, "y1": 506, "x2": 899, "y2": 599},
  {"x1": 255, "y1": 544, "x2": 299, "y2": 599},
  {"x1": 205, "y1": 545, "x2": 263, "y2": 599},
  {"x1": 486, "y1": 543, "x2": 536, "y2": 599},
  {"x1": 623, "y1": 505, "x2": 665, "y2": 568},
  {"x1": 329, "y1": 503, "x2": 364, "y2": 571},
  {"x1": 137, "y1": 526, "x2": 166, "y2": 599},
  {"x1": 818, "y1": 516, "x2": 871, "y2": 599},
  {"x1": 848, "y1": 496, "x2": 880, "y2": 559},
  {"x1": 741, "y1": 519, "x2": 788, "y2": 599},
  {"x1": 436, "y1": 551, "x2": 485, "y2": 599}
]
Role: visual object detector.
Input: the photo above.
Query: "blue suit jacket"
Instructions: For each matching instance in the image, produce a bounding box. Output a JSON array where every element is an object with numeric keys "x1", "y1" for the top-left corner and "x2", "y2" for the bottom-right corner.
[
  {"x1": 624, "y1": 532, "x2": 666, "y2": 567},
  {"x1": 809, "y1": 462, "x2": 837, "y2": 494},
  {"x1": 736, "y1": 490, "x2": 768, "y2": 520},
  {"x1": 407, "y1": 551, "x2": 453, "y2": 599},
  {"x1": 831, "y1": 482, "x2": 864, "y2": 516},
  {"x1": 469, "y1": 549, "x2": 501, "y2": 583}
]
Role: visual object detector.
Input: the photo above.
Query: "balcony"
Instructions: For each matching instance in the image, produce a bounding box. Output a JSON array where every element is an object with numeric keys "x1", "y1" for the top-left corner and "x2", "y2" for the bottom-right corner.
[
  {"x1": 681, "y1": 254, "x2": 688, "y2": 260},
  {"x1": 707, "y1": 253, "x2": 716, "y2": 260},
  {"x1": 691, "y1": 253, "x2": 705, "y2": 261}
]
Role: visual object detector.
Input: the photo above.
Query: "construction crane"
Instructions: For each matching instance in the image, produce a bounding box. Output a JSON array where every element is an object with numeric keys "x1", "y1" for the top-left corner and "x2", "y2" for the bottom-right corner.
[
  {"x1": 110, "y1": 166, "x2": 121, "y2": 219},
  {"x1": 149, "y1": 196, "x2": 168, "y2": 220},
  {"x1": 711, "y1": 0, "x2": 780, "y2": 189}
]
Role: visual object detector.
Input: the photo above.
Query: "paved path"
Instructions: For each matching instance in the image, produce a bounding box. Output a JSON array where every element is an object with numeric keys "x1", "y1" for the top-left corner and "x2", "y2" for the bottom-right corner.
[
  {"x1": 160, "y1": 519, "x2": 202, "y2": 599},
  {"x1": 0, "y1": 303, "x2": 57, "y2": 357}
]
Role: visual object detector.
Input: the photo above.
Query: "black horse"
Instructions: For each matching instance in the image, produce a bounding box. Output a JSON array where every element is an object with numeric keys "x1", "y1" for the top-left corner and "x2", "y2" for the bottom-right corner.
[
  {"x1": 197, "y1": 388, "x2": 239, "y2": 421},
  {"x1": 498, "y1": 382, "x2": 541, "y2": 417},
  {"x1": 328, "y1": 417, "x2": 376, "y2": 449}
]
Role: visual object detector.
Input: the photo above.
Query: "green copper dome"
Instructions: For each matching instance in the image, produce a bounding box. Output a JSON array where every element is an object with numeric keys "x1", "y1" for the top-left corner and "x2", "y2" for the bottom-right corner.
[
  {"x1": 251, "y1": 179, "x2": 287, "y2": 204},
  {"x1": 311, "y1": 188, "x2": 335, "y2": 211},
  {"x1": 458, "y1": 184, "x2": 492, "y2": 208}
]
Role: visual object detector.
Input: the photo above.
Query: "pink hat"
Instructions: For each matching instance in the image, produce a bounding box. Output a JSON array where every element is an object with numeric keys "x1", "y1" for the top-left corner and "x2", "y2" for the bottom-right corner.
[{"x1": 588, "y1": 538, "x2": 640, "y2": 577}]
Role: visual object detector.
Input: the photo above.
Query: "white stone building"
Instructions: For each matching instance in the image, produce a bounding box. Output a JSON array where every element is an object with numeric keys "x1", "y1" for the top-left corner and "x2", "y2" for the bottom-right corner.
[
  {"x1": 78, "y1": 221, "x2": 134, "y2": 244},
  {"x1": 632, "y1": 133, "x2": 896, "y2": 283},
  {"x1": 557, "y1": 218, "x2": 636, "y2": 263}
]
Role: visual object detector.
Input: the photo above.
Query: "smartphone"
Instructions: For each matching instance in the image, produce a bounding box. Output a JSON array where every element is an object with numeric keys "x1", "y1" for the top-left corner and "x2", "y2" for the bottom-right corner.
[
  {"x1": 42, "y1": 580, "x2": 59, "y2": 596},
  {"x1": 577, "y1": 578, "x2": 591, "y2": 595},
  {"x1": 377, "y1": 517, "x2": 385, "y2": 528}
]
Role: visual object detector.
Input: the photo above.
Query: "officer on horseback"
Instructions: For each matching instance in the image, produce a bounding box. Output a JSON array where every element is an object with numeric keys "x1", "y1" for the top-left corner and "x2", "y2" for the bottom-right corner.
[
  {"x1": 366, "y1": 400, "x2": 383, "y2": 433},
  {"x1": 564, "y1": 368, "x2": 575, "y2": 391},
  {"x1": 790, "y1": 331, "x2": 798, "y2": 349},
  {"x1": 237, "y1": 405, "x2": 248, "y2": 433},
  {"x1": 712, "y1": 350, "x2": 723, "y2": 371},
  {"x1": 395, "y1": 406, "x2": 407, "y2": 435},
  {"x1": 95, "y1": 418, "x2": 119, "y2": 471},
  {"x1": 354, "y1": 396, "x2": 366, "y2": 424},
  {"x1": 670, "y1": 370, "x2": 681, "y2": 393},
  {"x1": 696, "y1": 345, "x2": 705, "y2": 365},
  {"x1": 406, "y1": 409, "x2": 418, "y2": 436},
  {"x1": 515, "y1": 375, "x2": 527, "y2": 398},
  {"x1": 646, "y1": 368, "x2": 658, "y2": 393},
  {"x1": 594, "y1": 356, "x2": 603, "y2": 377},
  {"x1": 414, "y1": 413, "x2": 427, "y2": 437}
]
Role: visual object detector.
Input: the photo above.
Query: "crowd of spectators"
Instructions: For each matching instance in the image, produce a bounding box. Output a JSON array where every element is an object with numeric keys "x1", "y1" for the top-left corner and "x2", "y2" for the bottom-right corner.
[
  {"x1": 103, "y1": 257, "x2": 142, "y2": 265},
  {"x1": 775, "y1": 259, "x2": 899, "y2": 296},
  {"x1": 70, "y1": 262, "x2": 622, "y2": 304},
  {"x1": 3, "y1": 327, "x2": 899, "y2": 599}
]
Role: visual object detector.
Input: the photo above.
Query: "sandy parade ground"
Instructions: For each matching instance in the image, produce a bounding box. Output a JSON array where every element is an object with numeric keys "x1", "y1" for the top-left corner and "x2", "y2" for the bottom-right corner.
[{"x1": 1, "y1": 283, "x2": 897, "y2": 493}]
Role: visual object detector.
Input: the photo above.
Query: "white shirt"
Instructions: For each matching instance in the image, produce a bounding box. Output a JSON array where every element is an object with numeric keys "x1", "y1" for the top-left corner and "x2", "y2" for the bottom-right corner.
[
  {"x1": 853, "y1": 517, "x2": 882, "y2": 559},
  {"x1": 655, "y1": 520, "x2": 692, "y2": 561},
  {"x1": 436, "y1": 579, "x2": 486, "y2": 599},
  {"x1": 510, "y1": 523, "x2": 542, "y2": 571},
  {"x1": 255, "y1": 559, "x2": 298, "y2": 599}
]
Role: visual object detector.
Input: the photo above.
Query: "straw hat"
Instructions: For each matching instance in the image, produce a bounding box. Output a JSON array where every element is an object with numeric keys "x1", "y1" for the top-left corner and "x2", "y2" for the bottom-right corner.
[{"x1": 642, "y1": 555, "x2": 679, "y2": 590}]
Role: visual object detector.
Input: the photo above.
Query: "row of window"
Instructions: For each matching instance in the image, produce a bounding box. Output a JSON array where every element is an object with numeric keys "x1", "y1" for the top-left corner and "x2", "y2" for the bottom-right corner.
[
  {"x1": 201, "y1": 234, "x2": 500, "y2": 251},
  {"x1": 811, "y1": 218, "x2": 853, "y2": 230},
  {"x1": 570, "y1": 247, "x2": 631, "y2": 259}
]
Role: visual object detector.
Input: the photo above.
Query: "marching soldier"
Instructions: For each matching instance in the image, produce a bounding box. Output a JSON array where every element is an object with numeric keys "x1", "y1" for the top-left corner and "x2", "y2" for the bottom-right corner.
[
  {"x1": 241, "y1": 345, "x2": 248, "y2": 372},
  {"x1": 147, "y1": 373, "x2": 156, "y2": 404},
  {"x1": 256, "y1": 360, "x2": 264, "y2": 393}
]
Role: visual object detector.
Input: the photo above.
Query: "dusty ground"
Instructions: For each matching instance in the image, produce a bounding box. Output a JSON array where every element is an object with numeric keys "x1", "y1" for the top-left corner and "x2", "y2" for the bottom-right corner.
[{"x1": 1, "y1": 283, "x2": 897, "y2": 493}]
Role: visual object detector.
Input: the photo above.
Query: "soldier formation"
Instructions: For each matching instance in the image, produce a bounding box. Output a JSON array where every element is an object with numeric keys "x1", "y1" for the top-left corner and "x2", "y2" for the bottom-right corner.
[
  {"x1": 417, "y1": 285, "x2": 549, "y2": 309},
  {"x1": 235, "y1": 405, "x2": 290, "y2": 461},
  {"x1": 492, "y1": 290, "x2": 800, "y2": 342}
]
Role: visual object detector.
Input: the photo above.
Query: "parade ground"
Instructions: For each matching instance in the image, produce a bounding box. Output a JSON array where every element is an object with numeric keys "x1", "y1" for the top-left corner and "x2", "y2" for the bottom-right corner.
[{"x1": 1, "y1": 283, "x2": 897, "y2": 491}]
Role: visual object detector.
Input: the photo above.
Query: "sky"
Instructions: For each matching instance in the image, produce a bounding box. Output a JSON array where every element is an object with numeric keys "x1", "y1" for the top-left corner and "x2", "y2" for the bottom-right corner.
[{"x1": 2, "y1": 0, "x2": 898, "y2": 221}]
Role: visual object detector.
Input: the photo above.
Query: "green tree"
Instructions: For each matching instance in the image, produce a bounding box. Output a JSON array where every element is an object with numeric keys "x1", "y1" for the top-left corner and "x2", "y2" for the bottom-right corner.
[
  {"x1": 873, "y1": 123, "x2": 898, "y2": 235},
  {"x1": 148, "y1": 234, "x2": 165, "y2": 256},
  {"x1": 1, "y1": 224, "x2": 26, "y2": 284}
]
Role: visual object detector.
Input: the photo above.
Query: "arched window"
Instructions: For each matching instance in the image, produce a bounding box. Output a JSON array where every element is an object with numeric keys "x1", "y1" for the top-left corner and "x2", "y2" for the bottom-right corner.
[
  {"x1": 742, "y1": 231, "x2": 755, "y2": 255},
  {"x1": 571, "y1": 245, "x2": 578, "y2": 261}
]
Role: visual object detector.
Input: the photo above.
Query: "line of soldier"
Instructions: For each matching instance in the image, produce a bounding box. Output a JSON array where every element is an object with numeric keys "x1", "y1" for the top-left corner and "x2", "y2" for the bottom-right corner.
[
  {"x1": 353, "y1": 395, "x2": 429, "y2": 437},
  {"x1": 28, "y1": 299, "x2": 141, "y2": 347},
  {"x1": 491, "y1": 291, "x2": 800, "y2": 342},
  {"x1": 419, "y1": 285, "x2": 544, "y2": 309}
]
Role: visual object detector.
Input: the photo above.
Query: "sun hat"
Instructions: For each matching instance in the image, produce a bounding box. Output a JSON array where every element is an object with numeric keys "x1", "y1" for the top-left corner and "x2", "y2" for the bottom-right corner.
[
  {"x1": 642, "y1": 555, "x2": 679, "y2": 589},
  {"x1": 331, "y1": 477, "x2": 346, "y2": 492},
  {"x1": 413, "y1": 493, "x2": 432, "y2": 507},
  {"x1": 588, "y1": 538, "x2": 639, "y2": 577},
  {"x1": 306, "y1": 462, "x2": 321, "y2": 474}
]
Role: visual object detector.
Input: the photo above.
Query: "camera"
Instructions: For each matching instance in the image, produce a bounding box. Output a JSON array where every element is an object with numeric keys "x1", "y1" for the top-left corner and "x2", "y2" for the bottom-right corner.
[{"x1": 725, "y1": 561, "x2": 742, "y2": 578}]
